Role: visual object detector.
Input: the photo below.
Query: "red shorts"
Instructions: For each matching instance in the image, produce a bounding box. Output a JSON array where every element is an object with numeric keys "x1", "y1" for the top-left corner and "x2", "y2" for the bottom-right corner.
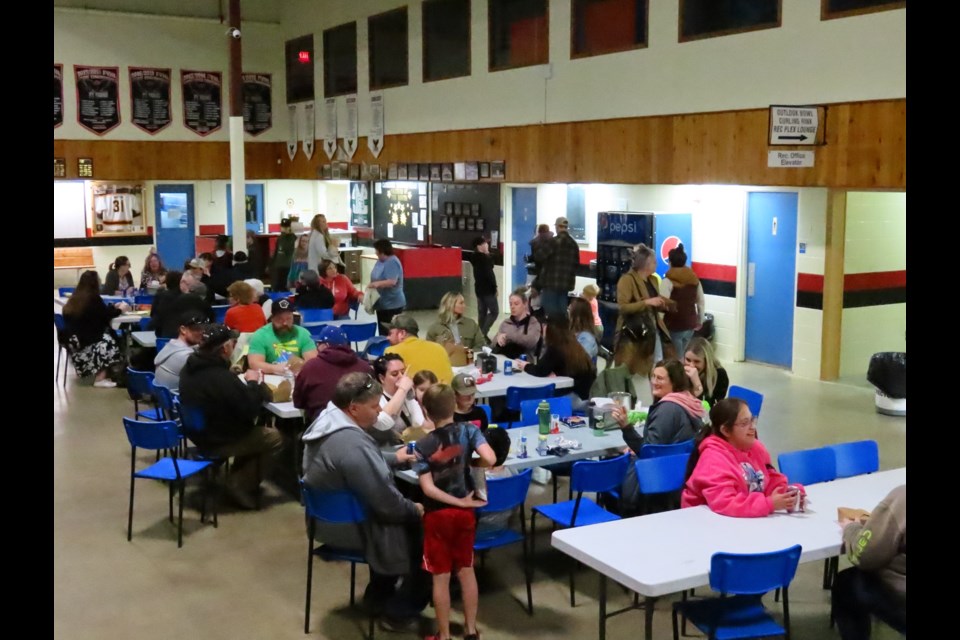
[{"x1": 422, "y1": 508, "x2": 476, "y2": 575}]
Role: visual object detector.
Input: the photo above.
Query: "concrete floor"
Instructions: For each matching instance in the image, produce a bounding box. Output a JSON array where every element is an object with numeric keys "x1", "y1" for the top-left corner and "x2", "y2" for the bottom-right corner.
[{"x1": 53, "y1": 314, "x2": 906, "y2": 640}]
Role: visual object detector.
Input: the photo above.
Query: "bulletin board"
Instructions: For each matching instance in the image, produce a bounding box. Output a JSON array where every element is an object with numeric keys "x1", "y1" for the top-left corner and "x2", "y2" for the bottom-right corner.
[
  {"x1": 430, "y1": 182, "x2": 502, "y2": 250},
  {"x1": 372, "y1": 181, "x2": 430, "y2": 246}
]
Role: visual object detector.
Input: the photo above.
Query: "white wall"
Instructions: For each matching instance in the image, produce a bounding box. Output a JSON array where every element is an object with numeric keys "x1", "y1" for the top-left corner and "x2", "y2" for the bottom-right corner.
[
  {"x1": 282, "y1": 0, "x2": 905, "y2": 136},
  {"x1": 840, "y1": 191, "x2": 907, "y2": 378},
  {"x1": 54, "y1": 8, "x2": 285, "y2": 142}
]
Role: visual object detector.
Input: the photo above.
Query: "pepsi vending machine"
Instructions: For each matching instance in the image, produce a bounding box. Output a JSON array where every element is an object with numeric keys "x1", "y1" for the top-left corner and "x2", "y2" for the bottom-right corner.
[{"x1": 595, "y1": 211, "x2": 692, "y2": 348}]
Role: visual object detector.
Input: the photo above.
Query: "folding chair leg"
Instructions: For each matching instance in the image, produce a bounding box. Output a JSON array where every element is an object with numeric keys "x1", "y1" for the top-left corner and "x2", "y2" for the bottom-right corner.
[
  {"x1": 168, "y1": 483, "x2": 175, "y2": 523},
  {"x1": 782, "y1": 586, "x2": 791, "y2": 640},
  {"x1": 177, "y1": 482, "x2": 185, "y2": 548},
  {"x1": 672, "y1": 605, "x2": 680, "y2": 640},
  {"x1": 305, "y1": 545, "x2": 314, "y2": 633},
  {"x1": 127, "y1": 475, "x2": 136, "y2": 541},
  {"x1": 350, "y1": 562, "x2": 357, "y2": 607},
  {"x1": 552, "y1": 474, "x2": 558, "y2": 503},
  {"x1": 569, "y1": 560, "x2": 577, "y2": 607}
]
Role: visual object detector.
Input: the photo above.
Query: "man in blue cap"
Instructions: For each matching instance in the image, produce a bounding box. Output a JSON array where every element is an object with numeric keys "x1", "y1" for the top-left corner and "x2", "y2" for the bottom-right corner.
[{"x1": 293, "y1": 325, "x2": 374, "y2": 424}]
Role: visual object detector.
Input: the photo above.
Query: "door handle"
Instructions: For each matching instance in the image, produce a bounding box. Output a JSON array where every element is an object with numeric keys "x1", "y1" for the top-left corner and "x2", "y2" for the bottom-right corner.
[{"x1": 748, "y1": 262, "x2": 756, "y2": 297}]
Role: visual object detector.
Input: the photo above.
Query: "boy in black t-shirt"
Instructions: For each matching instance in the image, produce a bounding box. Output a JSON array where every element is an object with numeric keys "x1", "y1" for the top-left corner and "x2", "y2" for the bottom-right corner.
[
  {"x1": 413, "y1": 384, "x2": 496, "y2": 640},
  {"x1": 452, "y1": 372, "x2": 489, "y2": 431}
]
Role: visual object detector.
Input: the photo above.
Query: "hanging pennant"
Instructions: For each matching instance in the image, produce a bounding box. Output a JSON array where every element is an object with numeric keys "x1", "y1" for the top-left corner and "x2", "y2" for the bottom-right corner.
[
  {"x1": 302, "y1": 101, "x2": 315, "y2": 159},
  {"x1": 344, "y1": 96, "x2": 358, "y2": 159},
  {"x1": 323, "y1": 98, "x2": 337, "y2": 160},
  {"x1": 287, "y1": 104, "x2": 298, "y2": 161},
  {"x1": 368, "y1": 93, "x2": 384, "y2": 158}
]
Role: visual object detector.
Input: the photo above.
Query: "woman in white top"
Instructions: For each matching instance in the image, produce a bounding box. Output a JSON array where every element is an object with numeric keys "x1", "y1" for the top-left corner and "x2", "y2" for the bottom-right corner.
[
  {"x1": 307, "y1": 213, "x2": 341, "y2": 273},
  {"x1": 372, "y1": 353, "x2": 425, "y2": 444}
]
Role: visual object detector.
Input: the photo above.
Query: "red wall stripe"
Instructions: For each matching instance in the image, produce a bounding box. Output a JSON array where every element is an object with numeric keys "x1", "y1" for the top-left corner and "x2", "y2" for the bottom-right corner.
[
  {"x1": 692, "y1": 262, "x2": 737, "y2": 282},
  {"x1": 395, "y1": 246, "x2": 462, "y2": 278},
  {"x1": 844, "y1": 270, "x2": 906, "y2": 291},
  {"x1": 267, "y1": 224, "x2": 280, "y2": 233},
  {"x1": 580, "y1": 250, "x2": 597, "y2": 265},
  {"x1": 198, "y1": 224, "x2": 226, "y2": 236},
  {"x1": 797, "y1": 273, "x2": 824, "y2": 293},
  {"x1": 329, "y1": 221, "x2": 348, "y2": 230}
]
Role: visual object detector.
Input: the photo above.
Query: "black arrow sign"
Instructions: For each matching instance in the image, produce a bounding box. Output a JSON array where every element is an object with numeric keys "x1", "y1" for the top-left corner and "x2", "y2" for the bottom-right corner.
[{"x1": 778, "y1": 134, "x2": 808, "y2": 141}]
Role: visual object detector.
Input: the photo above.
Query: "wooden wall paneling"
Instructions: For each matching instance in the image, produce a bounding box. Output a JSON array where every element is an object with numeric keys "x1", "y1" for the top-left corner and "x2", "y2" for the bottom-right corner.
[{"x1": 821, "y1": 188, "x2": 846, "y2": 381}]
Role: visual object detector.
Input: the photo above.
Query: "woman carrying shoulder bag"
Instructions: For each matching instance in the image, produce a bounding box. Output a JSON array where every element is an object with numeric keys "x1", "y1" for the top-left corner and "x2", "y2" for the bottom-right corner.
[{"x1": 614, "y1": 243, "x2": 676, "y2": 376}]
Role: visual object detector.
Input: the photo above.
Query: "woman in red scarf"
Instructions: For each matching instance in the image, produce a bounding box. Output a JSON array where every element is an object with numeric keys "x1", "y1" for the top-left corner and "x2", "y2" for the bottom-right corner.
[{"x1": 319, "y1": 259, "x2": 363, "y2": 320}]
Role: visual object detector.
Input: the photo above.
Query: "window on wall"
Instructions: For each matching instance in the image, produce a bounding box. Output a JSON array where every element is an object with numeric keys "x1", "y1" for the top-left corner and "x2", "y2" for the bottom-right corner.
[
  {"x1": 285, "y1": 34, "x2": 315, "y2": 103},
  {"x1": 572, "y1": 0, "x2": 648, "y2": 58},
  {"x1": 423, "y1": 0, "x2": 471, "y2": 82},
  {"x1": 822, "y1": 0, "x2": 905, "y2": 20},
  {"x1": 369, "y1": 7, "x2": 409, "y2": 90},
  {"x1": 489, "y1": 0, "x2": 549, "y2": 71},
  {"x1": 324, "y1": 22, "x2": 357, "y2": 97},
  {"x1": 680, "y1": 0, "x2": 781, "y2": 42}
]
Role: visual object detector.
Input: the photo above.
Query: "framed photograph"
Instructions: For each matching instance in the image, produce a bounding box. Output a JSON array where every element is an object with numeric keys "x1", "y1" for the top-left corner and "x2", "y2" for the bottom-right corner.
[
  {"x1": 54, "y1": 157, "x2": 66, "y2": 178},
  {"x1": 398, "y1": 164, "x2": 408, "y2": 179},
  {"x1": 454, "y1": 162, "x2": 466, "y2": 181},
  {"x1": 89, "y1": 182, "x2": 148, "y2": 237},
  {"x1": 321, "y1": 164, "x2": 332, "y2": 179},
  {"x1": 465, "y1": 162, "x2": 479, "y2": 181},
  {"x1": 348, "y1": 163, "x2": 360, "y2": 180},
  {"x1": 430, "y1": 164, "x2": 441, "y2": 181},
  {"x1": 476, "y1": 217, "x2": 485, "y2": 231},
  {"x1": 407, "y1": 163, "x2": 419, "y2": 180},
  {"x1": 441, "y1": 164, "x2": 453, "y2": 181},
  {"x1": 440, "y1": 217, "x2": 449, "y2": 230},
  {"x1": 445, "y1": 202, "x2": 454, "y2": 215},
  {"x1": 419, "y1": 163, "x2": 430, "y2": 180},
  {"x1": 78, "y1": 158, "x2": 94, "y2": 178},
  {"x1": 457, "y1": 217, "x2": 466, "y2": 230},
  {"x1": 466, "y1": 218, "x2": 475, "y2": 231},
  {"x1": 387, "y1": 163, "x2": 398, "y2": 180},
  {"x1": 331, "y1": 163, "x2": 343, "y2": 179},
  {"x1": 490, "y1": 161, "x2": 505, "y2": 180},
  {"x1": 479, "y1": 162, "x2": 490, "y2": 179},
  {"x1": 454, "y1": 202, "x2": 463, "y2": 216},
  {"x1": 369, "y1": 164, "x2": 381, "y2": 180},
  {"x1": 471, "y1": 203, "x2": 481, "y2": 216}
]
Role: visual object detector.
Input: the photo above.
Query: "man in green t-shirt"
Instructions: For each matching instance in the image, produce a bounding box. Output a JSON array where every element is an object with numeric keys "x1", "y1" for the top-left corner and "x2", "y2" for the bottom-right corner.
[{"x1": 247, "y1": 298, "x2": 318, "y2": 375}]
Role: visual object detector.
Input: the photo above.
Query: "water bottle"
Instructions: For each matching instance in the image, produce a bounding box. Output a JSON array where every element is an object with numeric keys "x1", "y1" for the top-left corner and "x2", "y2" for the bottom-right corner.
[
  {"x1": 536, "y1": 435, "x2": 549, "y2": 456},
  {"x1": 537, "y1": 400, "x2": 551, "y2": 435},
  {"x1": 519, "y1": 435, "x2": 528, "y2": 458}
]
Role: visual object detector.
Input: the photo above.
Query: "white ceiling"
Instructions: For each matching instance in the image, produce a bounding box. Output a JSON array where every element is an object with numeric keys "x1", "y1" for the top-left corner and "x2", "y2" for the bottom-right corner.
[{"x1": 53, "y1": 0, "x2": 284, "y2": 24}]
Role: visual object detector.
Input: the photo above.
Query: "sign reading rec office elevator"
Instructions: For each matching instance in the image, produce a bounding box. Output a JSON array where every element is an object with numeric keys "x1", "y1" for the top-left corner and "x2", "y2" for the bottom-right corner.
[{"x1": 768, "y1": 105, "x2": 824, "y2": 145}]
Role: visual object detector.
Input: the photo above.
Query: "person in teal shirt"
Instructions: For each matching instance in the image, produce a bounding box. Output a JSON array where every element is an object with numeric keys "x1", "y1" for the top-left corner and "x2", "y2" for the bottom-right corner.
[{"x1": 246, "y1": 298, "x2": 318, "y2": 375}]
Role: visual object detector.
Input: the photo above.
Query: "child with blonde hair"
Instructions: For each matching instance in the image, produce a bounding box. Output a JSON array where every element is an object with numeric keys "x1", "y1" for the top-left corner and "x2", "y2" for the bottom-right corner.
[{"x1": 582, "y1": 284, "x2": 603, "y2": 338}]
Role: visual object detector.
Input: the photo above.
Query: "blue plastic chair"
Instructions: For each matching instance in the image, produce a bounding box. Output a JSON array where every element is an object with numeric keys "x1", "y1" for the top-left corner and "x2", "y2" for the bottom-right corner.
[
  {"x1": 341, "y1": 322, "x2": 378, "y2": 352},
  {"x1": 306, "y1": 324, "x2": 329, "y2": 341},
  {"x1": 778, "y1": 447, "x2": 837, "y2": 486},
  {"x1": 504, "y1": 383, "x2": 556, "y2": 428},
  {"x1": 672, "y1": 544, "x2": 803, "y2": 640},
  {"x1": 151, "y1": 382, "x2": 178, "y2": 421},
  {"x1": 639, "y1": 439, "x2": 695, "y2": 459},
  {"x1": 212, "y1": 305, "x2": 230, "y2": 324},
  {"x1": 138, "y1": 317, "x2": 152, "y2": 331},
  {"x1": 478, "y1": 403, "x2": 493, "y2": 423},
  {"x1": 634, "y1": 454, "x2": 690, "y2": 515},
  {"x1": 827, "y1": 440, "x2": 879, "y2": 478},
  {"x1": 267, "y1": 290, "x2": 291, "y2": 302},
  {"x1": 123, "y1": 418, "x2": 215, "y2": 548},
  {"x1": 727, "y1": 385, "x2": 764, "y2": 419},
  {"x1": 300, "y1": 307, "x2": 335, "y2": 325},
  {"x1": 519, "y1": 396, "x2": 573, "y2": 427},
  {"x1": 54, "y1": 313, "x2": 73, "y2": 386},
  {"x1": 301, "y1": 482, "x2": 374, "y2": 637},
  {"x1": 134, "y1": 294, "x2": 154, "y2": 307},
  {"x1": 531, "y1": 453, "x2": 630, "y2": 607},
  {"x1": 126, "y1": 368, "x2": 163, "y2": 420},
  {"x1": 474, "y1": 468, "x2": 534, "y2": 614},
  {"x1": 155, "y1": 337, "x2": 172, "y2": 353},
  {"x1": 58, "y1": 286, "x2": 75, "y2": 296},
  {"x1": 363, "y1": 336, "x2": 390, "y2": 359}
]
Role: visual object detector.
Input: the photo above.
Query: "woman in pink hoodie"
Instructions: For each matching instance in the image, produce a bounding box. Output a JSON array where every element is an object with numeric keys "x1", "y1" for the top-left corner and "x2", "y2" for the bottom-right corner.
[{"x1": 682, "y1": 398, "x2": 803, "y2": 517}]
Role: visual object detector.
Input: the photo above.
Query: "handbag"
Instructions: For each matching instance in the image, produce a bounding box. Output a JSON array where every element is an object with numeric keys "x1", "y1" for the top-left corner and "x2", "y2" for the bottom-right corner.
[{"x1": 620, "y1": 274, "x2": 657, "y2": 344}]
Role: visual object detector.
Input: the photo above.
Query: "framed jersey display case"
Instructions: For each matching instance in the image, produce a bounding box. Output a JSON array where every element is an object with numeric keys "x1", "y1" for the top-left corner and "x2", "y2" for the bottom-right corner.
[{"x1": 89, "y1": 182, "x2": 148, "y2": 237}]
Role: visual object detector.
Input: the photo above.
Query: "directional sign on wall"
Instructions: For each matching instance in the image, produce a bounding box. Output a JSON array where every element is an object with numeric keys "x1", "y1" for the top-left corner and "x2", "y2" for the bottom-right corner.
[{"x1": 768, "y1": 105, "x2": 825, "y2": 146}]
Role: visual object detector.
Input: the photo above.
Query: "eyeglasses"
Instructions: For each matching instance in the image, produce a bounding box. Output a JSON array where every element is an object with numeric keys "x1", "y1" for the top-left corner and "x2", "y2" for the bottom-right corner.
[{"x1": 733, "y1": 416, "x2": 757, "y2": 429}]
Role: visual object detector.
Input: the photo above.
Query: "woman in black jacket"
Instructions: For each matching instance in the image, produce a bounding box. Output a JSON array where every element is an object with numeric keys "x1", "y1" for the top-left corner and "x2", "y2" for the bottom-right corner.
[
  {"x1": 513, "y1": 317, "x2": 596, "y2": 407},
  {"x1": 62, "y1": 270, "x2": 127, "y2": 388},
  {"x1": 101, "y1": 255, "x2": 136, "y2": 295}
]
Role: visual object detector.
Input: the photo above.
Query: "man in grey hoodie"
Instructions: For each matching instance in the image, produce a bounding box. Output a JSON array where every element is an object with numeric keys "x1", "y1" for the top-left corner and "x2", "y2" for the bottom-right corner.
[
  {"x1": 302, "y1": 372, "x2": 429, "y2": 631},
  {"x1": 153, "y1": 311, "x2": 204, "y2": 391}
]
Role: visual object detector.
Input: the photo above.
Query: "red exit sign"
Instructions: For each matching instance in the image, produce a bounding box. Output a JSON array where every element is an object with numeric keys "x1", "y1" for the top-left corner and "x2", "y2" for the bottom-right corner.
[{"x1": 298, "y1": 51, "x2": 311, "y2": 63}]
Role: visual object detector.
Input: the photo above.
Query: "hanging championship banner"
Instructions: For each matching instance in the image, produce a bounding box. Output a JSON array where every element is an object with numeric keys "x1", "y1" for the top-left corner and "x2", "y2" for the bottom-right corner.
[
  {"x1": 323, "y1": 97, "x2": 337, "y2": 159},
  {"x1": 302, "y1": 101, "x2": 315, "y2": 159},
  {"x1": 54, "y1": 64, "x2": 64, "y2": 128},
  {"x1": 368, "y1": 93, "x2": 384, "y2": 158},
  {"x1": 181, "y1": 70, "x2": 222, "y2": 136},
  {"x1": 242, "y1": 73, "x2": 272, "y2": 136},
  {"x1": 344, "y1": 96, "x2": 358, "y2": 159},
  {"x1": 287, "y1": 104, "x2": 298, "y2": 160},
  {"x1": 129, "y1": 67, "x2": 172, "y2": 134},
  {"x1": 74, "y1": 65, "x2": 121, "y2": 135}
]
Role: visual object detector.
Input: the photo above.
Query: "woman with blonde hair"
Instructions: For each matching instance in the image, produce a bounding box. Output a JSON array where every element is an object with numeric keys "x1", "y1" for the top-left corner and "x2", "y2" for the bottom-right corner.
[
  {"x1": 286, "y1": 233, "x2": 310, "y2": 289},
  {"x1": 683, "y1": 336, "x2": 729, "y2": 408},
  {"x1": 426, "y1": 292, "x2": 486, "y2": 349},
  {"x1": 307, "y1": 213, "x2": 341, "y2": 273}
]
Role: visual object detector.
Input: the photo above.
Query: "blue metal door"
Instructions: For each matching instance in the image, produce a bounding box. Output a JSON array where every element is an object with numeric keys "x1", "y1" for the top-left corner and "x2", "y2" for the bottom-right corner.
[
  {"x1": 154, "y1": 184, "x2": 195, "y2": 272},
  {"x1": 745, "y1": 192, "x2": 798, "y2": 368},
  {"x1": 225, "y1": 183, "x2": 265, "y2": 235},
  {"x1": 511, "y1": 187, "x2": 538, "y2": 291}
]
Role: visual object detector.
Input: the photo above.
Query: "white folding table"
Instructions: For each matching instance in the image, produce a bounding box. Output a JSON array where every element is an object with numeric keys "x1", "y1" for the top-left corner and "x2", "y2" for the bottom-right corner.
[
  {"x1": 551, "y1": 467, "x2": 906, "y2": 640},
  {"x1": 453, "y1": 355, "x2": 574, "y2": 399}
]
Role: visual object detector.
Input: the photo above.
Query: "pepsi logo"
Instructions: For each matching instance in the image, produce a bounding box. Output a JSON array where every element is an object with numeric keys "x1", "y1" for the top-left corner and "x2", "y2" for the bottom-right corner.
[{"x1": 660, "y1": 236, "x2": 681, "y2": 262}]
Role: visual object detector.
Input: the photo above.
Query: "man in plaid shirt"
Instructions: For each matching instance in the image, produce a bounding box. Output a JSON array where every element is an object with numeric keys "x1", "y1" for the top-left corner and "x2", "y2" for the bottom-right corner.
[{"x1": 533, "y1": 216, "x2": 581, "y2": 320}]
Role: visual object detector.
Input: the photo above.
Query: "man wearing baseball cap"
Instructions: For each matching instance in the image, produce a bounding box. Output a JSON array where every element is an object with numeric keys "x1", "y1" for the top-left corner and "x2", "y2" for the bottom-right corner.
[
  {"x1": 153, "y1": 310, "x2": 205, "y2": 392},
  {"x1": 293, "y1": 326, "x2": 373, "y2": 424},
  {"x1": 247, "y1": 297, "x2": 318, "y2": 375},
  {"x1": 269, "y1": 217, "x2": 297, "y2": 293},
  {"x1": 452, "y1": 372, "x2": 489, "y2": 431},
  {"x1": 383, "y1": 312, "x2": 453, "y2": 384},
  {"x1": 179, "y1": 323, "x2": 283, "y2": 509},
  {"x1": 531, "y1": 215, "x2": 581, "y2": 320}
]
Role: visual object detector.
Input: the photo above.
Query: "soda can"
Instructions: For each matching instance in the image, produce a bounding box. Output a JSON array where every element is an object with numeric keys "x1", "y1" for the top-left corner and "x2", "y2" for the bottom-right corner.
[
  {"x1": 520, "y1": 355, "x2": 528, "y2": 362},
  {"x1": 406, "y1": 442, "x2": 415, "y2": 455},
  {"x1": 785, "y1": 484, "x2": 803, "y2": 513},
  {"x1": 504, "y1": 360, "x2": 513, "y2": 376}
]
